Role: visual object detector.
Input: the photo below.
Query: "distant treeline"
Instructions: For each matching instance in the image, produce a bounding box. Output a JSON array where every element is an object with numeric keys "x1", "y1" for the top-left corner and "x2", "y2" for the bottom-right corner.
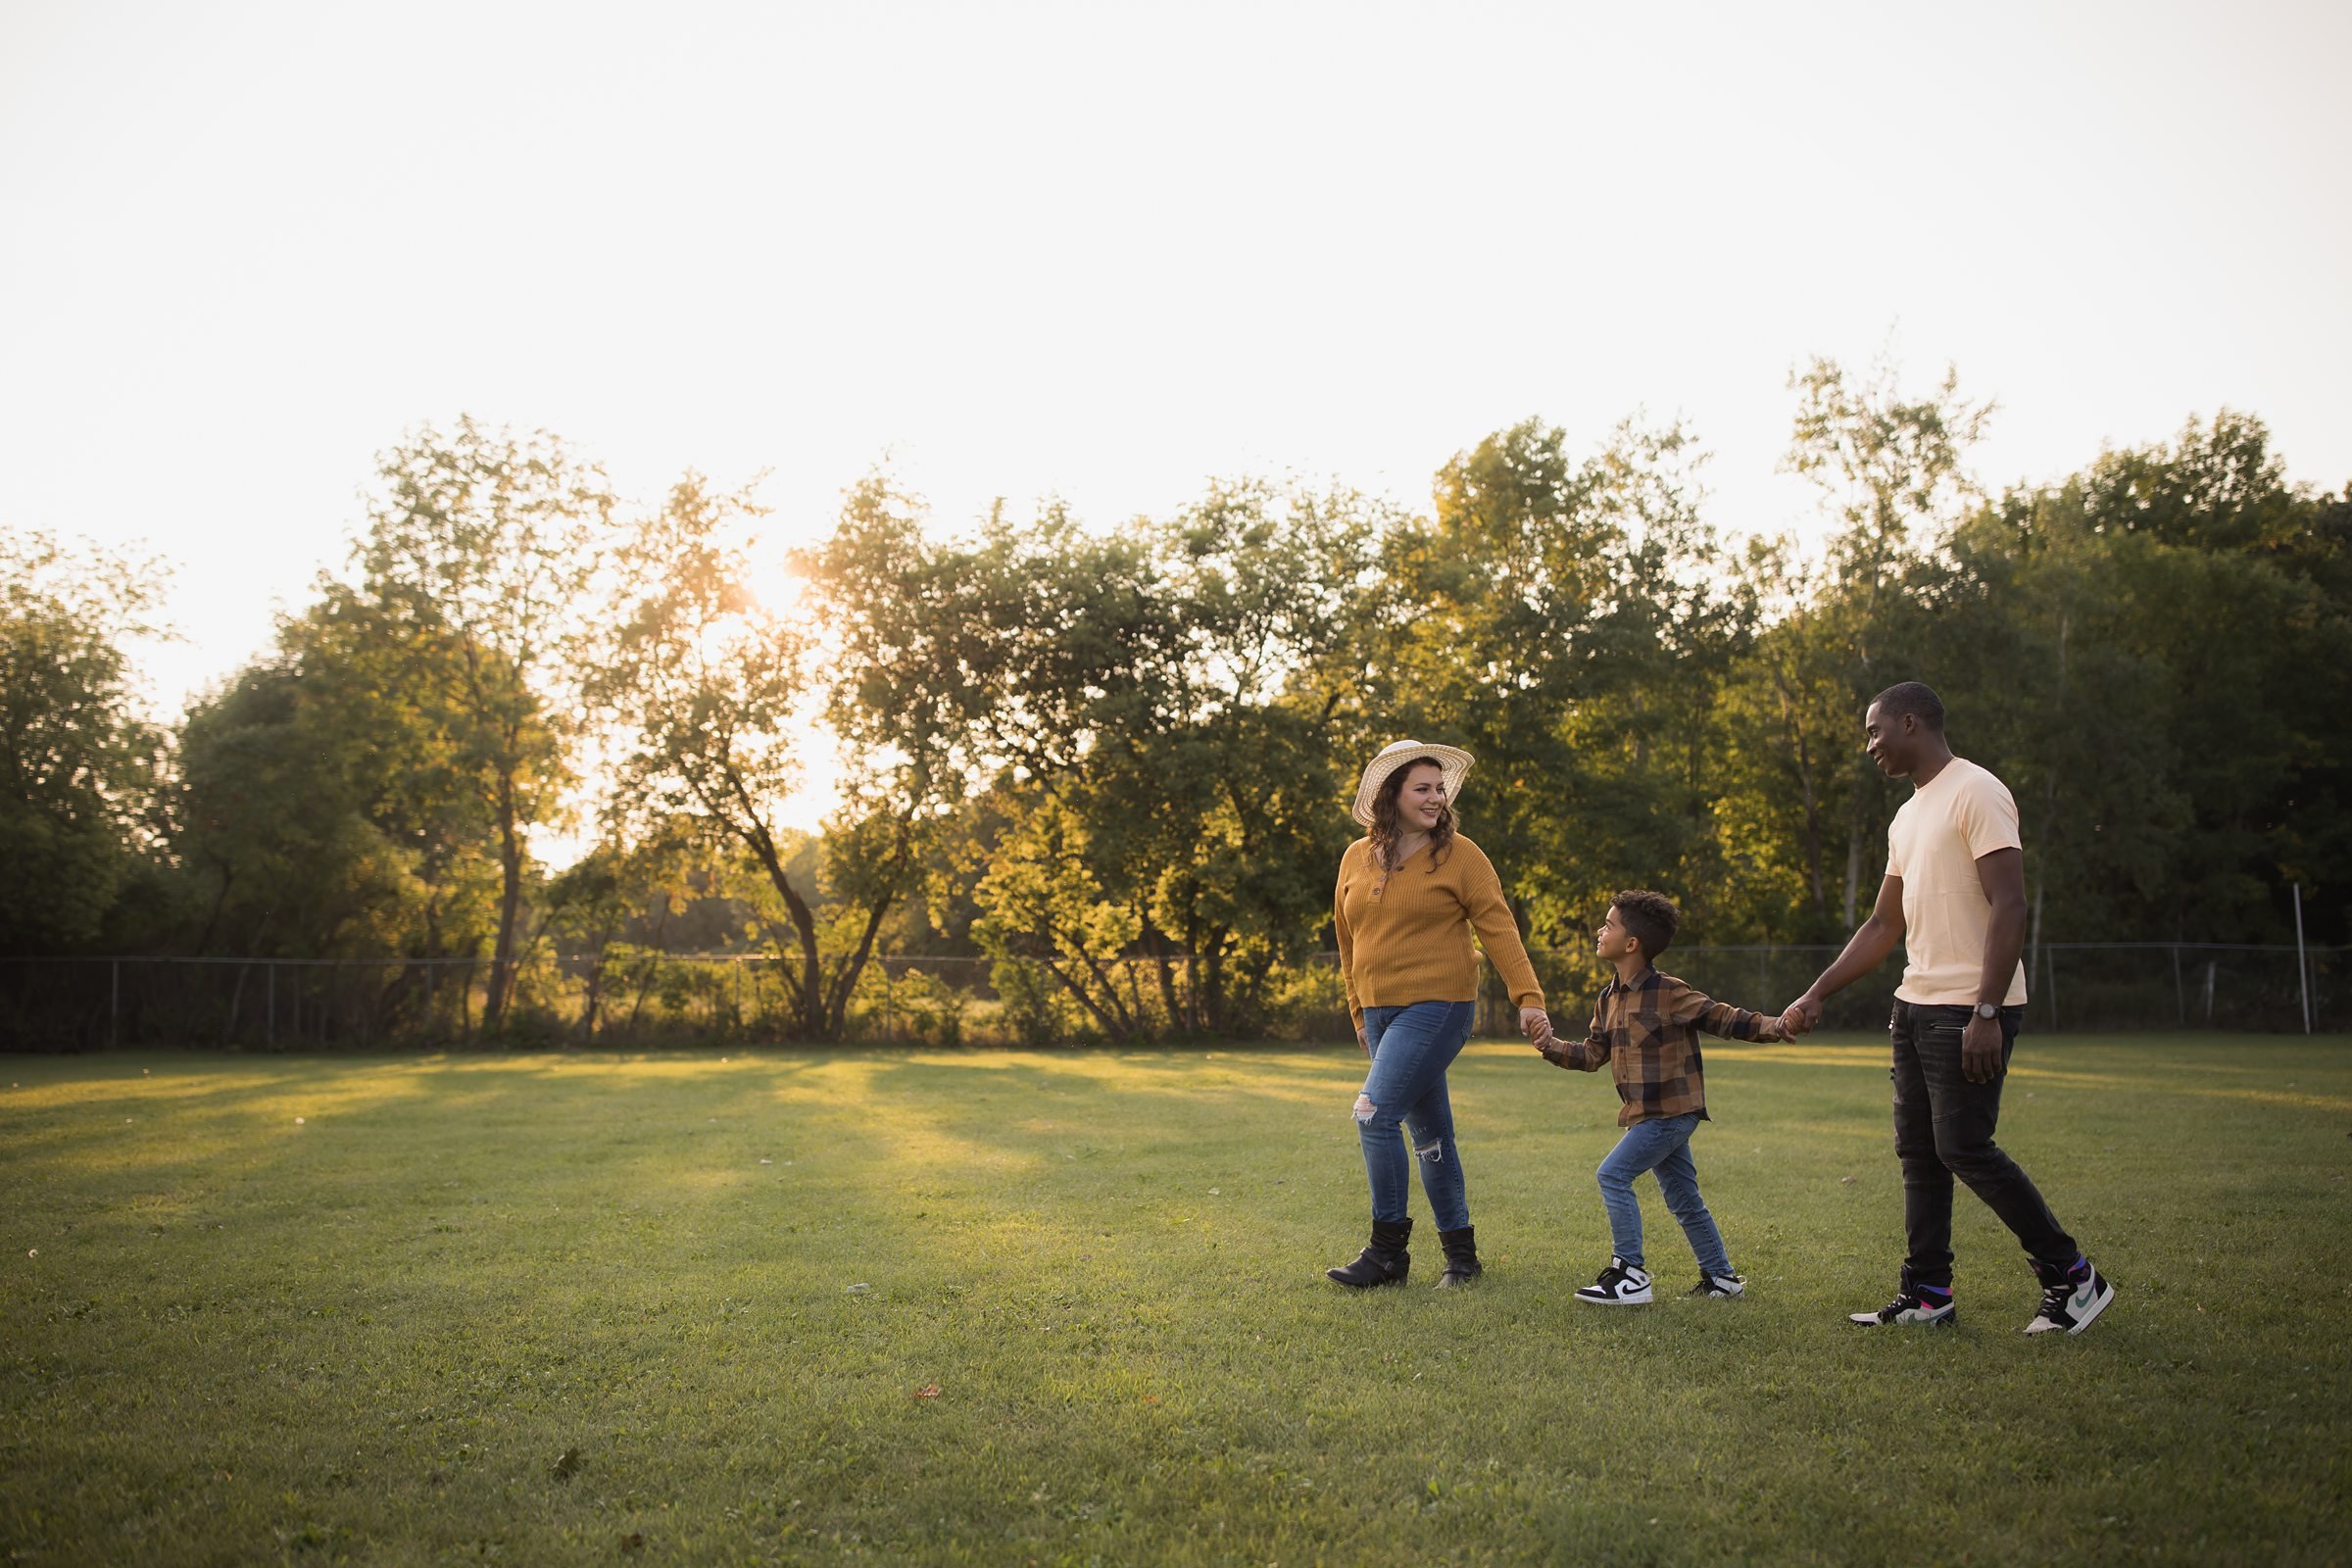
[{"x1": 5, "y1": 357, "x2": 2346, "y2": 1042}]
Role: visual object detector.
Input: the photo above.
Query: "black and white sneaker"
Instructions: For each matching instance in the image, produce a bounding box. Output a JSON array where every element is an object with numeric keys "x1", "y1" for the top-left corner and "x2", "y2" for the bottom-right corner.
[
  {"x1": 1689, "y1": 1270, "x2": 1746, "y2": 1298},
  {"x1": 1575, "y1": 1257, "x2": 1653, "y2": 1305},
  {"x1": 2024, "y1": 1258, "x2": 2115, "y2": 1336},
  {"x1": 1848, "y1": 1287, "x2": 1957, "y2": 1328}
]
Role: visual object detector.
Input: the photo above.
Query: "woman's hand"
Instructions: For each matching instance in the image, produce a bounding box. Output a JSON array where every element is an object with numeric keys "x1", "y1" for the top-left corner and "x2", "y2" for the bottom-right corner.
[
  {"x1": 1520, "y1": 1006, "x2": 1553, "y2": 1051},
  {"x1": 1356, "y1": 1024, "x2": 1371, "y2": 1056}
]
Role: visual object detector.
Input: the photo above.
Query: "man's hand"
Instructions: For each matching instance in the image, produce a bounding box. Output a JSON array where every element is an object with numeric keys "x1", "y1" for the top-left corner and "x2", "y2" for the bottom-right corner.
[
  {"x1": 1520, "y1": 1006, "x2": 1554, "y2": 1052},
  {"x1": 1961, "y1": 1012, "x2": 2005, "y2": 1083},
  {"x1": 1782, "y1": 995, "x2": 1824, "y2": 1037}
]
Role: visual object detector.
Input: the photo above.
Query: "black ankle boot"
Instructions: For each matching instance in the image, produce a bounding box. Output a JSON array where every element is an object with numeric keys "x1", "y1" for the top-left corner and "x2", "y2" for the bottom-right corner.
[
  {"x1": 1435, "y1": 1224, "x2": 1481, "y2": 1288},
  {"x1": 1326, "y1": 1217, "x2": 1412, "y2": 1288}
]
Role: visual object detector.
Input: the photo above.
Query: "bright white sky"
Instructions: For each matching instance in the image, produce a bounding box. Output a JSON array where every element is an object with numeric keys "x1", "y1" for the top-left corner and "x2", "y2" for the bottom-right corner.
[{"x1": 4, "y1": 0, "x2": 2348, "y2": 832}]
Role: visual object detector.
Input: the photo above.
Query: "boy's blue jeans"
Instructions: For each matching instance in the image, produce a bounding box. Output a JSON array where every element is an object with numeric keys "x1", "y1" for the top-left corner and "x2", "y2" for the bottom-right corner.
[
  {"x1": 1354, "y1": 1001, "x2": 1477, "y2": 1231},
  {"x1": 1595, "y1": 1111, "x2": 1732, "y2": 1277}
]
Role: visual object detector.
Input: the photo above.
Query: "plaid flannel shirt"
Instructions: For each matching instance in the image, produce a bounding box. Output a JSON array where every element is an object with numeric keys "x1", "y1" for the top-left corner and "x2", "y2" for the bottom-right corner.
[{"x1": 1541, "y1": 967, "x2": 1780, "y2": 1126}]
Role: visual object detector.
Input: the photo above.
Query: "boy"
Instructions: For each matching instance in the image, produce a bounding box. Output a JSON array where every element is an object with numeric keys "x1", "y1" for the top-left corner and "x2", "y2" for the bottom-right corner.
[{"x1": 1538, "y1": 890, "x2": 1787, "y2": 1304}]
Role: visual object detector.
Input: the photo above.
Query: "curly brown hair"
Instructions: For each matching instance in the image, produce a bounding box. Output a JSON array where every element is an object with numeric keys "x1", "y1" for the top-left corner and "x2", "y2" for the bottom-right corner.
[
  {"x1": 1611, "y1": 889, "x2": 1681, "y2": 958},
  {"x1": 1369, "y1": 757, "x2": 1456, "y2": 871}
]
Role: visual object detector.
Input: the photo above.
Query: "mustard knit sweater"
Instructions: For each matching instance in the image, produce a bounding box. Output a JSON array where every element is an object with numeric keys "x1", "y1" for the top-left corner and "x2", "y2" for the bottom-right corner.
[{"x1": 1332, "y1": 833, "x2": 1544, "y2": 1033}]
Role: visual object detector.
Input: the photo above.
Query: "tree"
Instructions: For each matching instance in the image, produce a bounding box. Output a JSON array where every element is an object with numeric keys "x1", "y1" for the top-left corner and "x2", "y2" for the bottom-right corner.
[
  {"x1": 591, "y1": 472, "x2": 911, "y2": 1041},
  {"x1": 807, "y1": 474, "x2": 1391, "y2": 1039},
  {"x1": 804, "y1": 483, "x2": 1183, "y2": 1035},
  {"x1": 0, "y1": 529, "x2": 171, "y2": 952},
  {"x1": 1546, "y1": 422, "x2": 1760, "y2": 941},
  {"x1": 1365, "y1": 417, "x2": 1750, "y2": 965},
  {"x1": 1711, "y1": 534, "x2": 1858, "y2": 937},
  {"x1": 1930, "y1": 413, "x2": 2351, "y2": 949},
  {"x1": 969, "y1": 791, "x2": 1151, "y2": 1041},
  {"x1": 1097, "y1": 480, "x2": 1382, "y2": 1033},
  {"x1": 542, "y1": 824, "x2": 702, "y2": 1040},
  {"x1": 174, "y1": 653, "x2": 424, "y2": 961},
  {"x1": 1782, "y1": 354, "x2": 1993, "y2": 923},
  {"x1": 1370, "y1": 417, "x2": 1602, "y2": 908},
  {"x1": 347, "y1": 417, "x2": 612, "y2": 1028},
  {"x1": 1786, "y1": 354, "x2": 1994, "y2": 652},
  {"x1": 808, "y1": 480, "x2": 1186, "y2": 798}
]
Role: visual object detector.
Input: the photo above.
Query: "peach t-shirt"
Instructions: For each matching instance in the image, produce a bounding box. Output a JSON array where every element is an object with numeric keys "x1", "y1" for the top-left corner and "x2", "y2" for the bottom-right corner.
[{"x1": 1886, "y1": 757, "x2": 2030, "y2": 1006}]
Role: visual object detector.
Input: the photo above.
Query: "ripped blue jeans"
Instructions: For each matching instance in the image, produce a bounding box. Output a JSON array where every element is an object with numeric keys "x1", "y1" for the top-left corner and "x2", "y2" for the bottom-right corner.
[{"x1": 1353, "y1": 1001, "x2": 1477, "y2": 1231}]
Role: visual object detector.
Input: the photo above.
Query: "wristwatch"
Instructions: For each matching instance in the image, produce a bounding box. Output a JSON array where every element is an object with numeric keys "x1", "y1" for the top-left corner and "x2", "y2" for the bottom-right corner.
[{"x1": 1974, "y1": 1003, "x2": 1999, "y2": 1020}]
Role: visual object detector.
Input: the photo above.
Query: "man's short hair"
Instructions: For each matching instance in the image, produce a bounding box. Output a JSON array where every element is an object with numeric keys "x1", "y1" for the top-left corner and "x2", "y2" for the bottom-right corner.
[
  {"x1": 1612, "y1": 889, "x2": 1681, "y2": 959},
  {"x1": 1872, "y1": 680, "x2": 1945, "y2": 732}
]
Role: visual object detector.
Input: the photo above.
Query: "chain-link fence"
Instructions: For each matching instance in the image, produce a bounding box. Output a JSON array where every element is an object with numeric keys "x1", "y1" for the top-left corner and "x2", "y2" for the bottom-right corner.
[
  {"x1": 1476, "y1": 943, "x2": 2345, "y2": 1040},
  {"x1": 2, "y1": 941, "x2": 2340, "y2": 1052}
]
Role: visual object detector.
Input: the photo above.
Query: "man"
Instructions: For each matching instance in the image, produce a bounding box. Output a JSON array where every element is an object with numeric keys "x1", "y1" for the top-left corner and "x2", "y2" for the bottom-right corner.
[{"x1": 1783, "y1": 681, "x2": 2115, "y2": 1336}]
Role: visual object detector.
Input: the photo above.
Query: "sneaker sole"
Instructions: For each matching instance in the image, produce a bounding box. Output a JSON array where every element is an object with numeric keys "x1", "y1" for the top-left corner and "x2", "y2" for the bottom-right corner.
[
  {"x1": 1575, "y1": 1291, "x2": 1653, "y2": 1305},
  {"x1": 1847, "y1": 1310, "x2": 1957, "y2": 1327}
]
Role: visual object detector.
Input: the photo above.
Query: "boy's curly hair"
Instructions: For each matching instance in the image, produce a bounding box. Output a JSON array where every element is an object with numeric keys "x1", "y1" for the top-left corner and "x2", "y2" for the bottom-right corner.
[{"x1": 1612, "y1": 889, "x2": 1681, "y2": 959}]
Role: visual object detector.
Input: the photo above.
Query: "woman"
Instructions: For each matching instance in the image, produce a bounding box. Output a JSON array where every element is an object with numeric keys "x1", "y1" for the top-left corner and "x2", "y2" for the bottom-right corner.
[{"x1": 1328, "y1": 740, "x2": 1553, "y2": 1289}]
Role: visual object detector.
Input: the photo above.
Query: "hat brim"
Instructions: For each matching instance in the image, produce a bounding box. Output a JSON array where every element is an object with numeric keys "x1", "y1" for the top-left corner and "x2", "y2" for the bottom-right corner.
[{"x1": 1351, "y1": 743, "x2": 1474, "y2": 827}]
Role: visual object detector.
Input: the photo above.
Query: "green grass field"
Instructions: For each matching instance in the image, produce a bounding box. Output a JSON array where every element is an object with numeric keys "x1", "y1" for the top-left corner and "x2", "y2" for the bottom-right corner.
[{"x1": 4, "y1": 1035, "x2": 2349, "y2": 1566}]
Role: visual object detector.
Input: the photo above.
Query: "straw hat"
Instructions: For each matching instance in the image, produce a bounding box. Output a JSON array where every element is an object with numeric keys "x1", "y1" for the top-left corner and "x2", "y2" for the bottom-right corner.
[{"x1": 1351, "y1": 740, "x2": 1474, "y2": 827}]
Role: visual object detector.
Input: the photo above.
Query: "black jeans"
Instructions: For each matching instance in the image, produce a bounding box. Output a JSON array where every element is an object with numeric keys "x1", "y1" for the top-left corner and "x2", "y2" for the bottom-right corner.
[{"x1": 1889, "y1": 1000, "x2": 2078, "y2": 1288}]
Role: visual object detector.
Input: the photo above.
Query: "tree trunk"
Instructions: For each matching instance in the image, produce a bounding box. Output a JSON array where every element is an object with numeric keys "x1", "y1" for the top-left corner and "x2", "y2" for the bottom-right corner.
[
  {"x1": 1123, "y1": 946, "x2": 1149, "y2": 1032},
  {"x1": 196, "y1": 860, "x2": 234, "y2": 956},
  {"x1": 579, "y1": 917, "x2": 617, "y2": 1041},
  {"x1": 735, "y1": 823, "x2": 823, "y2": 1037},
  {"x1": 2028, "y1": 874, "x2": 2045, "y2": 1012},
  {"x1": 1841, "y1": 812, "x2": 1865, "y2": 930},
  {"x1": 623, "y1": 905, "x2": 669, "y2": 1038},
  {"x1": 1144, "y1": 917, "x2": 1186, "y2": 1035},
  {"x1": 1772, "y1": 666, "x2": 1826, "y2": 918},
  {"x1": 221, "y1": 911, "x2": 273, "y2": 1045},
  {"x1": 820, "y1": 886, "x2": 900, "y2": 1038},
  {"x1": 1239, "y1": 948, "x2": 1277, "y2": 1031},
  {"x1": 1182, "y1": 914, "x2": 1200, "y2": 1035},
  {"x1": 1202, "y1": 931, "x2": 1230, "y2": 1037},
  {"x1": 1064, "y1": 936, "x2": 1141, "y2": 1039},
  {"x1": 781, "y1": 878, "x2": 824, "y2": 1040},
  {"x1": 710, "y1": 764, "x2": 832, "y2": 1039},
  {"x1": 484, "y1": 777, "x2": 524, "y2": 1030},
  {"x1": 818, "y1": 822, "x2": 915, "y2": 1038},
  {"x1": 1037, "y1": 947, "x2": 1131, "y2": 1041},
  {"x1": 224, "y1": 962, "x2": 251, "y2": 1047},
  {"x1": 421, "y1": 895, "x2": 445, "y2": 1035}
]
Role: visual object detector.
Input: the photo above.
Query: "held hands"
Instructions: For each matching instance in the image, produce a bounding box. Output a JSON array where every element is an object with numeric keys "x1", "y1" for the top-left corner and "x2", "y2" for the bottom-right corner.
[
  {"x1": 1520, "y1": 1006, "x2": 1554, "y2": 1053},
  {"x1": 1779, "y1": 994, "x2": 1825, "y2": 1039}
]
